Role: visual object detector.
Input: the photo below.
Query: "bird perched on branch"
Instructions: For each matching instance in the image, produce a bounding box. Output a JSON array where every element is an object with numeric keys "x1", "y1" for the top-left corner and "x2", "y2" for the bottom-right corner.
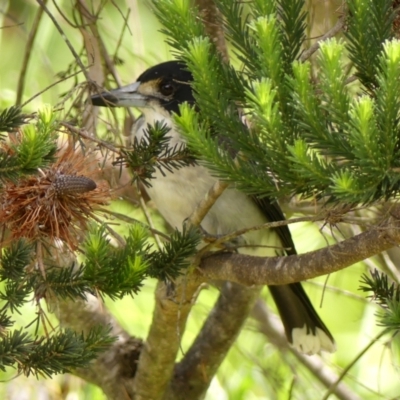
[{"x1": 91, "y1": 60, "x2": 335, "y2": 354}]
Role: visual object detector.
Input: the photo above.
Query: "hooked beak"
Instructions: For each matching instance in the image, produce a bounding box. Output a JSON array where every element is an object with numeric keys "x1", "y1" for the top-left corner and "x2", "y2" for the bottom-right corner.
[{"x1": 91, "y1": 81, "x2": 147, "y2": 108}]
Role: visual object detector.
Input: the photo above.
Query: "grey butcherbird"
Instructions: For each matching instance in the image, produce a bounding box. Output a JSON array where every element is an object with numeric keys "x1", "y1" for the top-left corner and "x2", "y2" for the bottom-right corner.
[{"x1": 91, "y1": 60, "x2": 336, "y2": 354}]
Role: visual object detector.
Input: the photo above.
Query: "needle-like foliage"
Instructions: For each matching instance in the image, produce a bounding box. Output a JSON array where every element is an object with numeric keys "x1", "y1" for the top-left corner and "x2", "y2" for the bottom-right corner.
[
  {"x1": 149, "y1": 0, "x2": 400, "y2": 341},
  {"x1": 3, "y1": 0, "x2": 400, "y2": 392},
  {"x1": 0, "y1": 106, "x2": 27, "y2": 134},
  {"x1": 0, "y1": 327, "x2": 114, "y2": 378},
  {"x1": 153, "y1": 0, "x2": 400, "y2": 205},
  {"x1": 147, "y1": 225, "x2": 201, "y2": 281},
  {"x1": 360, "y1": 270, "x2": 400, "y2": 330},
  {"x1": 119, "y1": 121, "x2": 196, "y2": 187}
]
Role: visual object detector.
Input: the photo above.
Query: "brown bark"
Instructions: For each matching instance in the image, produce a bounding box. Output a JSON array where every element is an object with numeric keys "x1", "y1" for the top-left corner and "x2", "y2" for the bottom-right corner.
[
  {"x1": 56, "y1": 296, "x2": 138, "y2": 400},
  {"x1": 164, "y1": 283, "x2": 261, "y2": 400},
  {"x1": 194, "y1": 0, "x2": 229, "y2": 63},
  {"x1": 198, "y1": 209, "x2": 400, "y2": 285},
  {"x1": 131, "y1": 278, "x2": 203, "y2": 400}
]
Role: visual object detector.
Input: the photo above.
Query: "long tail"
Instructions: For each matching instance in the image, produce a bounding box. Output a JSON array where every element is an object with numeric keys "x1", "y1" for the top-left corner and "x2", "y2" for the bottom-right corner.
[{"x1": 268, "y1": 283, "x2": 336, "y2": 354}]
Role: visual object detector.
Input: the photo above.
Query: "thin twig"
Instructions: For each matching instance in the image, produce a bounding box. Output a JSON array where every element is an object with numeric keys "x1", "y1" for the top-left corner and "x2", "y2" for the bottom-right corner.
[
  {"x1": 53, "y1": 0, "x2": 82, "y2": 28},
  {"x1": 200, "y1": 209, "x2": 372, "y2": 255},
  {"x1": 138, "y1": 192, "x2": 163, "y2": 250},
  {"x1": 61, "y1": 122, "x2": 122, "y2": 154},
  {"x1": 300, "y1": 16, "x2": 346, "y2": 62},
  {"x1": 252, "y1": 300, "x2": 361, "y2": 400},
  {"x1": 96, "y1": 207, "x2": 170, "y2": 240},
  {"x1": 90, "y1": 213, "x2": 126, "y2": 247},
  {"x1": 36, "y1": 0, "x2": 91, "y2": 82},
  {"x1": 381, "y1": 250, "x2": 400, "y2": 284},
  {"x1": 36, "y1": 239, "x2": 46, "y2": 278},
  {"x1": 186, "y1": 180, "x2": 229, "y2": 227},
  {"x1": 110, "y1": 5, "x2": 132, "y2": 59},
  {"x1": 21, "y1": 70, "x2": 83, "y2": 108},
  {"x1": 306, "y1": 281, "x2": 369, "y2": 303},
  {"x1": 16, "y1": 1, "x2": 47, "y2": 106},
  {"x1": 200, "y1": 214, "x2": 325, "y2": 255},
  {"x1": 321, "y1": 329, "x2": 389, "y2": 400}
]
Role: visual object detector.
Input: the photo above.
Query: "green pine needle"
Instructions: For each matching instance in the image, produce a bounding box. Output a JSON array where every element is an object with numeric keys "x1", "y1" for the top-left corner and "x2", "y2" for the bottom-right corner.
[
  {"x1": 147, "y1": 225, "x2": 201, "y2": 281},
  {"x1": 83, "y1": 225, "x2": 148, "y2": 299},
  {"x1": 0, "y1": 326, "x2": 115, "y2": 378},
  {"x1": 1, "y1": 240, "x2": 32, "y2": 282},
  {"x1": 119, "y1": 122, "x2": 196, "y2": 187},
  {"x1": 0, "y1": 106, "x2": 27, "y2": 134},
  {"x1": 360, "y1": 269, "x2": 400, "y2": 307},
  {"x1": 360, "y1": 270, "x2": 400, "y2": 332}
]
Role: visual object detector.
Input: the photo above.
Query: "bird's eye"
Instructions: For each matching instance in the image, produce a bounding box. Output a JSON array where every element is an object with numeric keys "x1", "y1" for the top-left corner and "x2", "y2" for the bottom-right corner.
[{"x1": 160, "y1": 82, "x2": 175, "y2": 96}]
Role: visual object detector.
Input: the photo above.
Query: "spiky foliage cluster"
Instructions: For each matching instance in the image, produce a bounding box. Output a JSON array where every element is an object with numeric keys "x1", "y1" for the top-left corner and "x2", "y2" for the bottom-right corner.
[
  {"x1": 0, "y1": 106, "x2": 28, "y2": 135},
  {"x1": 346, "y1": 0, "x2": 395, "y2": 91},
  {"x1": 146, "y1": 225, "x2": 201, "y2": 281},
  {"x1": 0, "y1": 105, "x2": 201, "y2": 377},
  {"x1": 360, "y1": 270, "x2": 400, "y2": 330},
  {"x1": 118, "y1": 121, "x2": 196, "y2": 187},
  {"x1": 153, "y1": 0, "x2": 400, "y2": 205},
  {"x1": 0, "y1": 224, "x2": 200, "y2": 376},
  {"x1": 0, "y1": 326, "x2": 114, "y2": 378},
  {"x1": 0, "y1": 107, "x2": 57, "y2": 182},
  {"x1": 82, "y1": 225, "x2": 149, "y2": 299},
  {"x1": 149, "y1": 0, "x2": 400, "y2": 335}
]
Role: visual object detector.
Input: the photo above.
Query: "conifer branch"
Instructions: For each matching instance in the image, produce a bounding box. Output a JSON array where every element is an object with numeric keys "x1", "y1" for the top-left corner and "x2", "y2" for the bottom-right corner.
[
  {"x1": 360, "y1": 269, "x2": 400, "y2": 331},
  {"x1": 55, "y1": 294, "x2": 139, "y2": 400},
  {"x1": 0, "y1": 107, "x2": 27, "y2": 134},
  {"x1": 147, "y1": 225, "x2": 201, "y2": 281},
  {"x1": 0, "y1": 326, "x2": 114, "y2": 378},
  {"x1": 118, "y1": 122, "x2": 196, "y2": 187}
]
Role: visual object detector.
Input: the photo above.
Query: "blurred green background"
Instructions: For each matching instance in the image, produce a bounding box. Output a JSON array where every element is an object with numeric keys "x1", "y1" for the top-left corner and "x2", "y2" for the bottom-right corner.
[{"x1": 0, "y1": 1, "x2": 399, "y2": 399}]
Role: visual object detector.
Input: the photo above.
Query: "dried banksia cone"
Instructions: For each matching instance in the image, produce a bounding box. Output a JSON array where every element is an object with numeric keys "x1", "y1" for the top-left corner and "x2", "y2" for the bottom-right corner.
[{"x1": 0, "y1": 145, "x2": 110, "y2": 249}]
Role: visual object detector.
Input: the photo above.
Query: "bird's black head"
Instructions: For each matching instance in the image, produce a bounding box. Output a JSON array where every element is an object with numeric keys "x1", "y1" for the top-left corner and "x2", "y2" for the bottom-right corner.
[{"x1": 91, "y1": 60, "x2": 195, "y2": 115}]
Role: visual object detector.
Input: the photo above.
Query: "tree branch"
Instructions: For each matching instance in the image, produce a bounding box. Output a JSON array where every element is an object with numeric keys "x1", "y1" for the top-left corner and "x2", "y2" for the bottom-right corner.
[
  {"x1": 131, "y1": 278, "x2": 202, "y2": 400},
  {"x1": 194, "y1": 0, "x2": 229, "y2": 63},
  {"x1": 300, "y1": 15, "x2": 346, "y2": 62},
  {"x1": 37, "y1": 0, "x2": 90, "y2": 82},
  {"x1": 56, "y1": 295, "x2": 139, "y2": 400},
  {"x1": 164, "y1": 283, "x2": 261, "y2": 400},
  {"x1": 187, "y1": 180, "x2": 229, "y2": 227},
  {"x1": 199, "y1": 208, "x2": 400, "y2": 286},
  {"x1": 16, "y1": 1, "x2": 47, "y2": 106}
]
